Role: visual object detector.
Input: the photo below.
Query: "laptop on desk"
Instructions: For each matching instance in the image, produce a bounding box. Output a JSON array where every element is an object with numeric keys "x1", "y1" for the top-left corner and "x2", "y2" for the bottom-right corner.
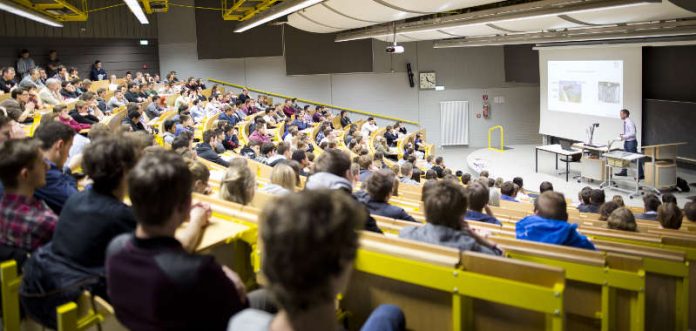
[{"x1": 560, "y1": 140, "x2": 574, "y2": 151}]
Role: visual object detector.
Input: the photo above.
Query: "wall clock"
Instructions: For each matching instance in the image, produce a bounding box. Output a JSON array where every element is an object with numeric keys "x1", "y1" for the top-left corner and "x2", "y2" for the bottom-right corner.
[{"x1": 419, "y1": 72, "x2": 436, "y2": 89}]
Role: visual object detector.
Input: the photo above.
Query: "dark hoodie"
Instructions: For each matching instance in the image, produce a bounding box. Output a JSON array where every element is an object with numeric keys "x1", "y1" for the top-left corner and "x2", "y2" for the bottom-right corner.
[
  {"x1": 305, "y1": 172, "x2": 383, "y2": 234},
  {"x1": 516, "y1": 215, "x2": 595, "y2": 250}
]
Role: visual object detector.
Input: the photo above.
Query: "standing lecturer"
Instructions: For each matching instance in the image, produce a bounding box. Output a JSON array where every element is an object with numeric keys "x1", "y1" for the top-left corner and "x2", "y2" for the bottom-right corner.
[{"x1": 616, "y1": 109, "x2": 643, "y2": 179}]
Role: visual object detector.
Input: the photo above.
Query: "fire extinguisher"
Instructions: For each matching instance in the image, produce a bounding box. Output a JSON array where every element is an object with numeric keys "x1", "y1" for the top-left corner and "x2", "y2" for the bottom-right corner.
[{"x1": 482, "y1": 94, "x2": 490, "y2": 119}]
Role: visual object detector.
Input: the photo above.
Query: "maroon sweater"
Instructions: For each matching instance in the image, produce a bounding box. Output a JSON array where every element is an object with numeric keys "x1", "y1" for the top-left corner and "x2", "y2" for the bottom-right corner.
[{"x1": 106, "y1": 235, "x2": 247, "y2": 330}]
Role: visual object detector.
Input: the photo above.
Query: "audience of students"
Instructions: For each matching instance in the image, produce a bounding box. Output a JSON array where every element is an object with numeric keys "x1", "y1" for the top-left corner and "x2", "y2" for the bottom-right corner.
[
  {"x1": 400, "y1": 180, "x2": 501, "y2": 255},
  {"x1": 516, "y1": 191, "x2": 595, "y2": 250}
]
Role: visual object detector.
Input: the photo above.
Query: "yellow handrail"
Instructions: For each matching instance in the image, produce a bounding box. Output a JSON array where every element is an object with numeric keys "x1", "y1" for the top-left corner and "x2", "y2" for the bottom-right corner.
[
  {"x1": 488, "y1": 125, "x2": 504, "y2": 152},
  {"x1": 206, "y1": 78, "x2": 419, "y2": 125}
]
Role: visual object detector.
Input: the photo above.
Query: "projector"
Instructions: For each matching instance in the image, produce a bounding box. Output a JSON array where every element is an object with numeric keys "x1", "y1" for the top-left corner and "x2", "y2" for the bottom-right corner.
[{"x1": 386, "y1": 45, "x2": 404, "y2": 54}]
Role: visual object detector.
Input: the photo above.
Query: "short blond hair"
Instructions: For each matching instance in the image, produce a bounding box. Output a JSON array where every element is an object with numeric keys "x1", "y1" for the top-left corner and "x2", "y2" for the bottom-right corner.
[{"x1": 220, "y1": 158, "x2": 256, "y2": 205}]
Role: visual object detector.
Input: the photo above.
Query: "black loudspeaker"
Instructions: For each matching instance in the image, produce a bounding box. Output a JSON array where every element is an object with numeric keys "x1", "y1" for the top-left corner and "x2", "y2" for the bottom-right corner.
[{"x1": 407, "y1": 63, "x2": 415, "y2": 88}]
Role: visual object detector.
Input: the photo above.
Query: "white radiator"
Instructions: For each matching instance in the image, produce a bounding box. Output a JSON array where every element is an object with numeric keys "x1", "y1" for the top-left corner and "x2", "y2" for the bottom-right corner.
[{"x1": 440, "y1": 101, "x2": 469, "y2": 146}]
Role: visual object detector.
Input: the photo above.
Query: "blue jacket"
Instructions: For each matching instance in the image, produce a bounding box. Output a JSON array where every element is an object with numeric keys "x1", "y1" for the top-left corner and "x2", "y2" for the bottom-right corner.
[
  {"x1": 195, "y1": 143, "x2": 229, "y2": 167},
  {"x1": 34, "y1": 162, "x2": 78, "y2": 215},
  {"x1": 501, "y1": 195, "x2": 518, "y2": 202},
  {"x1": 516, "y1": 215, "x2": 595, "y2": 250},
  {"x1": 218, "y1": 112, "x2": 238, "y2": 126},
  {"x1": 465, "y1": 210, "x2": 501, "y2": 225},
  {"x1": 291, "y1": 119, "x2": 308, "y2": 131}
]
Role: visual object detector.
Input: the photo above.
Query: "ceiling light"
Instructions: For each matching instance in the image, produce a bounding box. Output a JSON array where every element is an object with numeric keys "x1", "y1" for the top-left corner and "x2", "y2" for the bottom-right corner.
[
  {"x1": 235, "y1": 0, "x2": 325, "y2": 33},
  {"x1": 0, "y1": 0, "x2": 63, "y2": 27},
  {"x1": 123, "y1": 0, "x2": 149, "y2": 24}
]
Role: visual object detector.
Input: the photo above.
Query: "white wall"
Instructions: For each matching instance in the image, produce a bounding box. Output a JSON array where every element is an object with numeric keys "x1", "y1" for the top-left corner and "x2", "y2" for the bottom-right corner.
[{"x1": 158, "y1": 1, "x2": 541, "y2": 147}]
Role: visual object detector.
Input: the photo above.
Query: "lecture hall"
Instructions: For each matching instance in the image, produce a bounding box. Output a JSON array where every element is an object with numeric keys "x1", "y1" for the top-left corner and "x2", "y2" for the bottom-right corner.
[{"x1": 0, "y1": 0, "x2": 695, "y2": 330}]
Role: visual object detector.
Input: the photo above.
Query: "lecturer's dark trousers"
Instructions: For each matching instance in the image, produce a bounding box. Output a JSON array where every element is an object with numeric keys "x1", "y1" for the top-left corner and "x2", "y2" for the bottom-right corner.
[{"x1": 623, "y1": 139, "x2": 644, "y2": 178}]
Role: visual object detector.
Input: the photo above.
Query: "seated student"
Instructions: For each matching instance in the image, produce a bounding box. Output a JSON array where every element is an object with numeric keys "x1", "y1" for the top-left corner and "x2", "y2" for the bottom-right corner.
[
  {"x1": 255, "y1": 142, "x2": 275, "y2": 165},
  {"x1": 107, "y1": 151, "x2": 248, "y2": 331},
  {"x1": 339, "y1": 110, "x2": 352, "y2": 127},
  {"x1": 125, "y1": 110, "x2": 146, "y2": 132},
  {"x1": 221, "y1": 123, "x2": 240, "y2": 151},
  {"x1": 612, "y1": 195, "x2": 625, "y2": 207},
  {"x1": 500, "y1": 181, "x2": 519, "y2": 202},
  {"x1": 399, "y1": 162, "x2": 419, "y2": 185},
  {"x1": 20, "y1": 136, "x2": 139, "y2": 328},
  {"x1": 662, "y1": 192, "x2": 678, "y2": 204},
  {"x1": 266, "y1": 142, "x2": 290, "y2": 167},
  {"x1": 384, "y1": 125, "x2": 398, "y2": 147},
  {"x1": 425, "y1": 169, "x2": 437, "y2": 180},
  {"x1": 291, "y1": 150, "x2": 310, "y2": 176},
  {"x1": 260, "y1": 163, "x2": 296, "y2": 196},
  {"x1": 145, "y1": 95, "x2": 164, "y2": 120},
  {"x1": 33, "y1": 122, "x2": 77, "y2": 214},
  {"x1": 305, "y1": 149, "x2": 382, "y2": 233},
  {"x1": 0, "y1": 138, "x2": 57, "y2": 252},
  {"x1": 229, "y1": 190, "x2": 405, "y2": 331},
  {"x1": 636, "y1": 193, "x2": 661, "y2": 220},
  {"x1": 516, "y1": 192, "x2": 595, "y2": 250},
  {"x1": 163, "y1": 119, "x2": 177, "y2": 145},
  {"x1": 240, "y1": 140, "x2": 261, "y2": 160},
  {"x1": 357, "y1": 170, "x2": 416, "y2": 222},
  {"x1": 512, "y1": 177, "x2": 529, "y2": 199},
  {"x1": 539, "y1": 181, "x2": 554, "y2": 194},
  {"x1": 357, "y1": 154, "x2": 374, "y2": 182},
  {"x1": 607, "y1": 207, "x2": 638, "y2": 232},
  {"x1": 361, "y1": 117, "x2": 378, "y2": 138},
  {"x1": 580, "y1": 189, "x2": 605, "y2": 214},
  {"x1": 465, "y1": 182, "x2": 501, "y2": 225},
  {"x1": 196, "y1": 130, "x2": 230, "y2": 167},
  {"x1": 430, "y1": 157, "x2": 446, "y2": 178},
  {"x1": 461, "y1": 173, "x2": 472, "y2": 186},
  {"x1": 598, "y1": 201, "x2": 620, "y2": 222},
  {"x1": 70, "y1": 100, "x2": 99, "y2": 125},
  {"x1": 249, "y1": 124, "x2": 271, "y2": 145},
  {"x1": 657, "y1": 203, "x2": 683, "y2": 230},
  {"x1": 218, "y1": 104, "x2": 238, "y2": 126},
  {"x1": 576, "y1": 186, "x2": 592, "y2": 211},
  {"x1": 685, "y1": 201, "x2": 696, "y2": 223},
  {"x1": 220, "y1": 158, "x2": 256, "y2": 205},
  {"x1": 187, "y1": 159, "x2": 212, "y2": 195},
  {"x1": 399, "y1": 180, "x2": 500, "y2": 255}
]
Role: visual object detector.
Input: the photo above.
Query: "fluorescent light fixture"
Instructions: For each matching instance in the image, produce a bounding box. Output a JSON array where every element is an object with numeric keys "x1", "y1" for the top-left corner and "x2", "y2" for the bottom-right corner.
[
  {"x1": 0, "y1": 0, "x2": 63, "y2": 27},
  {"x1": 139, "y1": 39, "x2": 149, "y2": 45},
  {"x1": 235, "y1": 0, "x2": 325, "y2": 33},
  {"x1": 435, "y1": 86, "x2": 445, "y2": 91},
  {"x1": 123, "y1": 0, "x2": 149, "y2": 24}
]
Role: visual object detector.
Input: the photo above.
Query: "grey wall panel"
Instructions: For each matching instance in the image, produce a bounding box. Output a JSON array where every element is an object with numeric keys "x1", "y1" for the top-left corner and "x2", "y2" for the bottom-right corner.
[
  {"x1": 0, "y1": 0, "x2": 158, "y2": 39},
  {"x1": 0, "y1": 38, "x2": 159, "y2": 78},
  {"x1": 194, "y1": 0, "x2": 283, "y2": 59},
  {"x1": 284, "y1": 26, "x2": 373, "y2": 75},
  {"x1": 504, "y1": 45, "x2": 539, "y2": 84}
]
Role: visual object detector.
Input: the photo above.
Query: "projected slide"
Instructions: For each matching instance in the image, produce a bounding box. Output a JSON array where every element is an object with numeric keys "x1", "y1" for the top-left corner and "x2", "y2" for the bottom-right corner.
[{"x1": 548, "y1": 61, "x2": 623, "y2": 117}]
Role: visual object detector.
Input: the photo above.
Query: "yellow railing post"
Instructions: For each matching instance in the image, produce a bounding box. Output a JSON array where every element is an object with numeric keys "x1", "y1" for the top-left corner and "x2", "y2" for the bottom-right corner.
[
  {"x1": 1, "y1": 260, "x2": 21, "y2": 331},
  {"x1": 488, "y1": 125, "x2": 504, "y2": 152}
]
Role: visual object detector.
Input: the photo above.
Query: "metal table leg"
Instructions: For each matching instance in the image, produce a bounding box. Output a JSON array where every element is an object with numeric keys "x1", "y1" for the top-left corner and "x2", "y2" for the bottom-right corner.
[{"x1": 535, "y1": 148, "x2": 538, "y2": 173}]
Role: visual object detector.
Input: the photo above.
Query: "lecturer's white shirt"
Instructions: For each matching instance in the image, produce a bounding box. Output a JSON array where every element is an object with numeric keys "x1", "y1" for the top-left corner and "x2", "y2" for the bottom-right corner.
[{"x1": 622, "y1": 118, "x2": 636, "y2": 142}]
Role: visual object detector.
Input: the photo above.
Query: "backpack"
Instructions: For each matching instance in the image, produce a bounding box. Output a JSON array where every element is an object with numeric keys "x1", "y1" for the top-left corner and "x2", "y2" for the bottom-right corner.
[{"x1": 677, "y1": 177, "x2": 691, "y2": 193}]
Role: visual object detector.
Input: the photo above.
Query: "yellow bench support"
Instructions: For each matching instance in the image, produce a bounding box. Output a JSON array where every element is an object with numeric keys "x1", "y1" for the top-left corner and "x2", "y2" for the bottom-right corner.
[{"x1": 1, "y1": 260, "x2": 22, "y2": 331}]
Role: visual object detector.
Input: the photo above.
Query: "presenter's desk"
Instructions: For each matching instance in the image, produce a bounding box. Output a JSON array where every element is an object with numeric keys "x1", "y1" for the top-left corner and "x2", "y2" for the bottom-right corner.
[
  {"x1": 535, "y1": 144, "x2": 582, "y2": 182},
  {"x1": 572, "y1": 143, "x2": 622, "y2": 183}
]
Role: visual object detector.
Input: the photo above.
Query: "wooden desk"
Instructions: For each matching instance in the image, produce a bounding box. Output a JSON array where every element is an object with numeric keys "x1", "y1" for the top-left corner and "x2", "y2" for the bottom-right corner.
[{"x1": 177, "y1": 217, "x2": 252, "y2": 252}]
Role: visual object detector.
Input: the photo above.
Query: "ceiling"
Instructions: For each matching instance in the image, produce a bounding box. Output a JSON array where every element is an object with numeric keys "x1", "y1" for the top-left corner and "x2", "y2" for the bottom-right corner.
[{"x1": 286, "y1": 0, "x2": 696, "y2": 46}]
